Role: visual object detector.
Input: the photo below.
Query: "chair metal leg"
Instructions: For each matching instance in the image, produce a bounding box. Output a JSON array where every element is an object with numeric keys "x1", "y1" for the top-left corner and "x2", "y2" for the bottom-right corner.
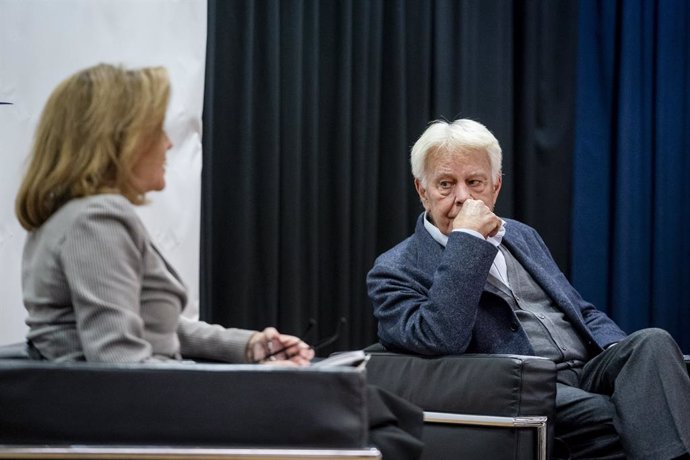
[{"x1": 424, "y1": 411, "x2": 548, "y2": 460}]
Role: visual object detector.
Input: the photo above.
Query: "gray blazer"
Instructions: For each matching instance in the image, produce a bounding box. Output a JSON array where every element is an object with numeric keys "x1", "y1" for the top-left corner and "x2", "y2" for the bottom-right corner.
[
  {"x1": 22, "y1": 194, "x2": 254, "y2": 363},
  {"x1": 367, "y1": 213, "x2": 627, "y2": 357}
]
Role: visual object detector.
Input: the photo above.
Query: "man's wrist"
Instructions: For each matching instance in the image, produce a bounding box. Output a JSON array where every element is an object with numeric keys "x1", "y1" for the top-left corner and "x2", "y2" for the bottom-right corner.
[{"x1": 453, "y1": 228, "x2": 484, "y2": 240}]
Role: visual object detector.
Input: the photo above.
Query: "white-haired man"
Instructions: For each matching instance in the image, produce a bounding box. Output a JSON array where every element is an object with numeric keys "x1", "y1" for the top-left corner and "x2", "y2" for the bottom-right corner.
[{"x1": 368, "y1": 119, "x2": 690, "y2": 459}]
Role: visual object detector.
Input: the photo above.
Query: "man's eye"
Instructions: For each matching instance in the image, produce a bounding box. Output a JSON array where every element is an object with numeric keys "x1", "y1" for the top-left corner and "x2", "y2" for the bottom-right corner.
[
  {"x1": 468, "y1": 180, "x2": 483, "y2": 187},
  {"x1": 439, "y1": 181, "x2": 452, "y2": 189}
]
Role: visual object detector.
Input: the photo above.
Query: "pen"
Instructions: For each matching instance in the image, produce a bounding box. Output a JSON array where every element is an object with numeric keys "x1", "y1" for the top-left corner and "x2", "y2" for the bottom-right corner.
[{"x1": 256, "y1": 317, "x2": 346, "y2": 363}]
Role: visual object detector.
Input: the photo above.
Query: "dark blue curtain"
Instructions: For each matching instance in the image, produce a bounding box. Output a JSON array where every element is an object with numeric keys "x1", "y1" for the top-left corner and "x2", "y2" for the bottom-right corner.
[{"x1": 572, "y1": 0, "x2": 690, "y2": 352}]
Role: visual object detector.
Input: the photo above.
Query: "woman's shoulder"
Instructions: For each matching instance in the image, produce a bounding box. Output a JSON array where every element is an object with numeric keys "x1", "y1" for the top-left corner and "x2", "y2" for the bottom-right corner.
[
  {"x1": 60, "y1": 194, "x2": 137, "y2": 221},
  {"x1": 75, "y1": 193, "x2": 134, "y2": 211},
  {"x1": 43, "y1": 194, "x2": 146, "y2": 242},
  {"x1": 25, "y1": 194, "x2": 147, "y2": 263}
]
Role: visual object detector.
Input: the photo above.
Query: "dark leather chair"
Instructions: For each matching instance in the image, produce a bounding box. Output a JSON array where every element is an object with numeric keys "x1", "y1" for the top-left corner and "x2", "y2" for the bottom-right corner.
[
  {"x1": 364, "y1": 345, "x2": 556, "y2": 460},
  {"x1": 365, "y1": 343, "x2": 690, "y2": 460},
  {"x1": 0, "y1": 343, "x2": 379, "y2": 459}
]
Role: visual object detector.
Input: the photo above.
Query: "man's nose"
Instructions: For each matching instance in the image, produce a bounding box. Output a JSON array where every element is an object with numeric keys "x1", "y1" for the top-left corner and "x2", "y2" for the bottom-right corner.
[{"x1": 454, "y1": 184, "x2": 471, "y2": 205}]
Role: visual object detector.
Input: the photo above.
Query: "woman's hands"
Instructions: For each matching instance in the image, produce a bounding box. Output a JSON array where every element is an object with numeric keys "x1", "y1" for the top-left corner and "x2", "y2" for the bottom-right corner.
[{"x1": 246, "y1": 327, "x2": 314, "y2": 366}]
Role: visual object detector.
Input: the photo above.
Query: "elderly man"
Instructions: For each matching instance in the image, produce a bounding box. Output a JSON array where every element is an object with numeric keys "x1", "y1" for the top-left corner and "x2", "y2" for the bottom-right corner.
[{"x1": 367, "y1": 119, "x2": 690, "y2": 459}]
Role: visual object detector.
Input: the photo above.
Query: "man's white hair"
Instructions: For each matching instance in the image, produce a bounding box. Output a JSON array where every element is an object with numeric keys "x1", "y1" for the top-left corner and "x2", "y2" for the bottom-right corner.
[{"x1": 410, "y1": 119, "x2": 502, "y2": 186}]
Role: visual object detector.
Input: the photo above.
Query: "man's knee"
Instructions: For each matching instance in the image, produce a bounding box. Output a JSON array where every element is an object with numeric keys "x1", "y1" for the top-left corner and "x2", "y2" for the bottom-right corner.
[
  {"x1": 629, "y1": 327, "x2": 673, "y2": 342},
  {"x1": 627, "y1": 327, "x2": 680, "y2": 354}
]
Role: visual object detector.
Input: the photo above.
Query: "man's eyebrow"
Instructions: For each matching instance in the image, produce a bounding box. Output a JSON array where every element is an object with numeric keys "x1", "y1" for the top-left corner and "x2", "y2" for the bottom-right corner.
[{"x1": 466, "y1": 172, "x2": 488, "y2": 179}]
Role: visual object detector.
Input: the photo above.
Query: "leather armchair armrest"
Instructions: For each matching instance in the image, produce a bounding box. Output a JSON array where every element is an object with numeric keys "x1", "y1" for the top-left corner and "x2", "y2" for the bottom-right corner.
[{"x1": 365, "y1": 352, "x2": 556, "y2": 418}]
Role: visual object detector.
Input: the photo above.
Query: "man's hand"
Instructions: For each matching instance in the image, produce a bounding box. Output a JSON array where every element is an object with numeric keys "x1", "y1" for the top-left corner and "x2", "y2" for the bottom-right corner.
[{"x1": 452, "y1": 198, "x2": 502, "y2": 238}]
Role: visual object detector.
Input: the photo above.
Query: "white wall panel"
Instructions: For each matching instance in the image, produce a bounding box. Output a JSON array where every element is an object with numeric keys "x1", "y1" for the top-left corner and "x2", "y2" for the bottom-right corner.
[{"x1": 0, "y1": 0, "x2": 206, "y2": 345}]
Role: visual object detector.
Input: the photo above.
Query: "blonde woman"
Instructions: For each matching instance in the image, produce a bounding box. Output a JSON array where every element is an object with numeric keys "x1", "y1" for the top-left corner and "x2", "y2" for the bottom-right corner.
[{"x1": 16, "y1": 64, "x2": 313, "y2": 365}]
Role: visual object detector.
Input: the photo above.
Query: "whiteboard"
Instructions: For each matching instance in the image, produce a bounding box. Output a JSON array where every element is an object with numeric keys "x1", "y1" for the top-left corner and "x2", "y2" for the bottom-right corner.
[{"x1": 0, "y1": 0, "x2": 206, "y2": 345}]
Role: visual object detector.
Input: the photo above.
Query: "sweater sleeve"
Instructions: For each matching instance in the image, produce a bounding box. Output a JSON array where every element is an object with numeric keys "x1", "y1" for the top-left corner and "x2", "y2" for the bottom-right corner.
[
  {"x1": 368, "y1": 232, "x2": 497, "y2": 355},
  {"x1": 177, "y1": 316, "x2": 255, "y2": 363}
]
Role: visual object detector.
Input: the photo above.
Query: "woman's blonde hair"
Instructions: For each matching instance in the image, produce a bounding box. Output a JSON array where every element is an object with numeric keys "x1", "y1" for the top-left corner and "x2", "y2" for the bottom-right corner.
[{"x1": 16, "y1": 63, "x2": 170, "y2": 231}]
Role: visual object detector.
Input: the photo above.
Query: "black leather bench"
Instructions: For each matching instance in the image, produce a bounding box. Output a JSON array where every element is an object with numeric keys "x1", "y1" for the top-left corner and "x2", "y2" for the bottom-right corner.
[{"x1": 0, "y1": 343, "x2": 379, "y2": 459}]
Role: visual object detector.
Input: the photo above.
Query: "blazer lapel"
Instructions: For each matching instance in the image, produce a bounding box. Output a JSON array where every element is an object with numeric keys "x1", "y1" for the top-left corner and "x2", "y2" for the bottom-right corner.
[{"x1": 150, "y1": 243, "x2": 187, "y2": 290}]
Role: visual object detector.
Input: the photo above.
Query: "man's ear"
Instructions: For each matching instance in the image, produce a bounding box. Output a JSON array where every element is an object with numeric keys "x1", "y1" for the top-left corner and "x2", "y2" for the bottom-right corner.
[
  {"x1": 491, "y1": 175, "x2": 502, "y2": 208},
  {"x1": 493, "y1": 175, "x2": 502, "y2": 194},
  {"x1": 415, "y1": 179, "x2": 429, "y2": 209}
]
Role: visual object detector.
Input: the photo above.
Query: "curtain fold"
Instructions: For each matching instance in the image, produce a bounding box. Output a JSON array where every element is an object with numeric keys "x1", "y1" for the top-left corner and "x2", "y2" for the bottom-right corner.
[
  {"x1": 202, "y1": 0, "x2": 577, "y2": 353},
  {"x1": 573, "y1": 0, "x2": 690, "y2": 351}
]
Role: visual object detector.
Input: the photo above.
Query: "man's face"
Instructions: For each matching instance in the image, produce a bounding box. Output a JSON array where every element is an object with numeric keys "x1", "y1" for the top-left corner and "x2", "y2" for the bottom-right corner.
[{"x1": 415, "y1": 149, "x2": 502, "y2": 236}]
